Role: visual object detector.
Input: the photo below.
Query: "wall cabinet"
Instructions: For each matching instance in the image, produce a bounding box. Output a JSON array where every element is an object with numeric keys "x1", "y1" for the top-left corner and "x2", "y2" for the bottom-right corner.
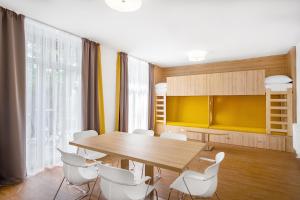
[
  {"x1": 167, "y1": 70, "x2": 265, "y2": 96},
  {"x1": 156, "y1": 124, "x2": 291, "y2": 152}
]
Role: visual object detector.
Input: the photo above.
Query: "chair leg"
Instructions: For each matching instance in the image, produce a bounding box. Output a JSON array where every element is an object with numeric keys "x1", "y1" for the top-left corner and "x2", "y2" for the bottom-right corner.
[
  {"x1": 98, "y1": 189, "x2": 102, "y2": 200},
  {"x1": 89, "y1": 177, "x2": 99, "y2": 200},
  {"x1": 75, "y1": 184, "x2": 90, "y2": 200},
  {"x1": 156, "y1": 167, "x2": 161, "y2": 178},
  {"x1": 153, "y1": 189, "x2": 159, "y2": 200},
  {"x1": 215, "y1": 192, "x2": 220, "y2": 200},
  {"x1": 53, "y1": 177, "x2": 65, "y2": 200},
  {"x1": 141, "y1": 164, "x2": 145, "y2": 179},
  {"x1": 167, "y1": 189, "x2": 173, "y2": 200}
]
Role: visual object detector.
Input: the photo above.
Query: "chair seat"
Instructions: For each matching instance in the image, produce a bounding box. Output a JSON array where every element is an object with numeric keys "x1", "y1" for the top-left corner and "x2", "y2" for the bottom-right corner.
[
  {"x1": 170, "y1": 170, "x2": 207, "y2": 195},
  {"x1": 84, "y1": 151, "x2": 107, "y2": 160},
  {"x1": 125, "y1": 183, "x2": 155, "y2": 200},
  {"x1": 78, "y1": 167, "x2": 98, "y2": 183}
]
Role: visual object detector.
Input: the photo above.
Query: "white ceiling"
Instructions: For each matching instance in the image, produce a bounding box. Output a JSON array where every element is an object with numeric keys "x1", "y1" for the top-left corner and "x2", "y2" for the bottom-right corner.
[{"x1": 1, "y1": 0, "x2": 300, "y2": 67}]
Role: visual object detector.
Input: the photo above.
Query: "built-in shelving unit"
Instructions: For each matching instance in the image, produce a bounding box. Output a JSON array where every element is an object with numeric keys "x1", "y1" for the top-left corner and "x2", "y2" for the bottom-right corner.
[
  {"x1": 155, "y1": 95, "x2": 166, "y2": 124},
  {"x1": 154, "y1": 69, "x2": 294, "y2": 152},
  {"x1": 266, "y1": 88, "x2": 293, "y2": 136}
]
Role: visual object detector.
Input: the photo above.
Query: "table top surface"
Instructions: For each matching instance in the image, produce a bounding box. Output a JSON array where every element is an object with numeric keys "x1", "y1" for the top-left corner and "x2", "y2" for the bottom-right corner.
[{"x1": 70, "y1": 132, "x2": 206, "y2": 172}]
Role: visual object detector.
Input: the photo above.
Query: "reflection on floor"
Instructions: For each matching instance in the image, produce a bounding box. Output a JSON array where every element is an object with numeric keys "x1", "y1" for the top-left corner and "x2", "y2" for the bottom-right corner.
[{"x1": 1, "y1": 143, "x2": 300, "y2": 200}]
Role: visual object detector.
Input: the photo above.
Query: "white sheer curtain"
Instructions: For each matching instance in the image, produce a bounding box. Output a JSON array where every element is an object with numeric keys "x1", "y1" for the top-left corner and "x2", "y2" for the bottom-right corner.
[
  {"x1": 128, "y1": 56, "x2": 149, "y2": 133},
  {"x1": 25, "y1": 19, "x2": 82, "y2": 175}
]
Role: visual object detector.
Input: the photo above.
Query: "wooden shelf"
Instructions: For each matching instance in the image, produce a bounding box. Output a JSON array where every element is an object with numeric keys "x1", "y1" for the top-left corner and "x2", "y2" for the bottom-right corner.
[
  {"x1": 270, "y1": 106, "x2": 287, "y2": 110},
  {"x1": 270, "y1": 114, "x2": 287, "y2": 117},
  {"x1": 270, "y1": 121, "x2": 288, "y2": 125},
  {"x1": 270, "y1": 99, "x2": 287, "y2": 102},
  {"x1": 270, "y1": 128, "x2": 288, "y2": 133}
]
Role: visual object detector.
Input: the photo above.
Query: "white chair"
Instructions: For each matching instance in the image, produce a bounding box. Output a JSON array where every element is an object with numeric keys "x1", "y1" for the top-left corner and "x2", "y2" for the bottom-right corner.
[
  {"x1": 98, "y1": 163, "x2": 158, "y2": 200},
  {"x1": 168, "y1": 152, "x2": 225, "y2": 200},
  {"x1": 54, "y1": 148, "x2": 99, "y2": 200},
  {"x1": 132, "y1": 129, "x2": 155, "y2": 136},
  {"x1": 73, "y1": 130, "x2": 107, "y2": 160},
  {"x1": 131, "y1": 129, "x2": 155, "y2": 177},
  {"x1": 160, "y1": 132, "x2": 187, "y2": 141}
]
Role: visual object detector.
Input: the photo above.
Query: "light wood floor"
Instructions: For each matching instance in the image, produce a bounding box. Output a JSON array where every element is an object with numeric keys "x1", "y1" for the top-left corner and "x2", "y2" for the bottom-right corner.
[{"x1": 1, "y1": 143, "x2": 300, "y2": 200}]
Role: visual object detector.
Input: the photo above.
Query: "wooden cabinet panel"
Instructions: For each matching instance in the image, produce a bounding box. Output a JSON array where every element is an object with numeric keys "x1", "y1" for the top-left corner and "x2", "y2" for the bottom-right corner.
[
  {"x1": 228, "y1": 132, "x2": 243, "y2": 146},
  {"x1": 167, "y1": 76, "x2": 190, "y2": 96},
  {"x1": 285, "y1": 136, "x2": 294, "y2": 152},
  {"x1": 242, "y1": 134, "x2": 256, "y2": 147},
  {"x1": 246, "y1": 70, "x2": 265, "y2": 95},
  {"x1": 267, "y1": 135, "x2": 285, "y2": 151},
  {"x1": 167, "y1": 70, "x2": 265, "y2": 96},
  {"x1": 231, "y1": 71, "x2": 247, "y2": 95},
  {"x1": 255, "y1": 135, "x2": 267, "y2": 149},
  {"x1": 208, "y1": 73, "x2": 224, "y2": 95},
  {"x1": 190, "y1": 74, "x2": 208, "y2": 96},
  {"x1": 210, "y1": 134, "x2": 227, "y2": 144},
  {"x1": 161, "y1": 124, "x2": 291, "y2": 152}
]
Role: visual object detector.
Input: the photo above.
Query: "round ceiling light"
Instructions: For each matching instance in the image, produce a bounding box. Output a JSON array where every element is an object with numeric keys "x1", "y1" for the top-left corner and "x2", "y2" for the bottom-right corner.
[{"x1": 105, "y1": 0, "x2": 142, "y2": 12}]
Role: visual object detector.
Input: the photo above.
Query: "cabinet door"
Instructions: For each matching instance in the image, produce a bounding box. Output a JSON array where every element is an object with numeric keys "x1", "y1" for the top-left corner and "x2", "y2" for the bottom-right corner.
[
  {"x1": 267, "y1": 135, "x2": 285, "y2": 151},
  {"x1": 254, "y1": 134, "x2": 267, "y2": 149},
  {"x1": 210, "y1": 134, "x2": 227, "y2": 144},
  {"x1": 231, "y1": 71, "x2": 247, "y2": 95},
  {"x1": 242, "y1": 134, "x2": 255, "y2": 147},
  {"x1": 167, "y1": 76, "x2": 190, "y2": 96},
  {"x1": 208, "y1": 73, "x2": 224, "y2": 95},
  {"x1": 227, "y1": 132, "x2": 243, "y2": 146},
  {"x1": 190, "y1": 74, "x2": 208, "y2": 96},
  {"x1": 246, "y1": 70, "x2": 265, "y2": 95}
]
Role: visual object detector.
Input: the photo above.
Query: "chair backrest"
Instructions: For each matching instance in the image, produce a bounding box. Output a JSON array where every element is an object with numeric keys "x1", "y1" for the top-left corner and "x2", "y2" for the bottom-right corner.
[
  {"x1": 160, "y1": 132, "x2": 187, "y2": 141},
  {"x1": 73, "y1": 130, "x2": 98, "y2": 157},
  {"x1": 98, "y1": 164, "x2": 135, "y2": 200},
  {"x1": 73, "y1": 130, "x2": 98, "y2": 140},
  {"x1": 57, "y1": 148, "x2": 88, "y2": 185},
  {"x1": 203, "y1": 152, "x2": 225, "y2": 179},
  {"x1": 186, "y1": 152, "x2": 225, "y2": 197},
  {"x1": 132, "y1": 129, "x2": 154, "y2": 136}
]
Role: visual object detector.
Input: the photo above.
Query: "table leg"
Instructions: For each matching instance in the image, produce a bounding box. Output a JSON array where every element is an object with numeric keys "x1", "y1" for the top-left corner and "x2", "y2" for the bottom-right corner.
[
  {"x1": 121, "y1": 159, "x2": 129, "y2": 170},
  {"x1": 205, "y1": 134, "x2": 214, "y2": 151},
  {"x1": 145, "y1": 164, "x2": 154, "y2": 185},
  {"x1": 145, "y1": 164, "x2": 154, "y2": 199}
]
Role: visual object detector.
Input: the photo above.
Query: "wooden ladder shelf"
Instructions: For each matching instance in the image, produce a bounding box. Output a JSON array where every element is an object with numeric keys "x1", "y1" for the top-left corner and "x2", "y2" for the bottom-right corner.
[
  {"x1": 266, "y1": 88, "x2": 293, "y2": 136},
  {"x1": 155, "y1": 95, "x2": 166, "y2": 124}
]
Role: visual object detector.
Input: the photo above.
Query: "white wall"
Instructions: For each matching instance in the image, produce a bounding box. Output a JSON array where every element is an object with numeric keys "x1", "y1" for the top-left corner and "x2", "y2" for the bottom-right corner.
[
  {"x1": 294, "y1": 43, "x2": 300, "y2": 157},
  {"x1": 101, "y1": 45, "x2": 117, "y2": 133}
]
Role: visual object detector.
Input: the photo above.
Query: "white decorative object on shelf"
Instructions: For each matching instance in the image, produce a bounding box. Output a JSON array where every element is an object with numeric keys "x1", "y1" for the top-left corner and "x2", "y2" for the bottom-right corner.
[
  {"x1": 265, "y1": 75, "x2": 292, "y2": 84},
  {"x1": 155, "y1": 83, "x2": 167, "y2": 96}
]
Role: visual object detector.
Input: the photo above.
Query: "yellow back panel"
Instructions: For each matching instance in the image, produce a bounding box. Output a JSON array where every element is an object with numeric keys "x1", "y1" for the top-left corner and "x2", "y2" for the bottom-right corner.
[
  {"x1": 166, "y1": 96, "x2": 209, "y2": 125},
  {"x1": 212, "y1": 95, "x2": 266, "y2": 128}
]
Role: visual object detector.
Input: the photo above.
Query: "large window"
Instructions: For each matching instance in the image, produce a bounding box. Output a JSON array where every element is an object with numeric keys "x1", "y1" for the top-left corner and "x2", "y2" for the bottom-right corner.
[
  {"x1": 25, "y1": 19, "x2": 82, "y2": 175},
  {"x1": 128, "y1": 56, "x2": 149, "y2": 133}
]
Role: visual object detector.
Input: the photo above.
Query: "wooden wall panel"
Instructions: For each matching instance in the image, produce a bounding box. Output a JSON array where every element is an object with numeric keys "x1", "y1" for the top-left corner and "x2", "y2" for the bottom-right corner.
[
  {"x1": 159, "y1": 54, "x2": 288, "y2": 82},
  {"x1": 154, "y1": 65, "x2": 164, "y2": 84},
  {"x1": 287, "y1": 47, "x2": 297, "y2": 123},
  {"x1": 167, "y1": 70, "x2": 265, "y2": 96}
]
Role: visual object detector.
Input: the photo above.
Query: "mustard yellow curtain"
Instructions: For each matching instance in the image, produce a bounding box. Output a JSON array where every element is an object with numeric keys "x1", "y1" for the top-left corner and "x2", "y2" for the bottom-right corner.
[
  {"x1": 97, "y1": 45, "x2": 106, "y2": 134},
  {"x1": 115, "y1": 52, "x2": 121, "y2": 131}
]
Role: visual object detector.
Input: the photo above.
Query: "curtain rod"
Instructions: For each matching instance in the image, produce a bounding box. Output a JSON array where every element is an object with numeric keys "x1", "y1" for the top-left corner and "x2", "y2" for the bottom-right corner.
[
  {"x1": 26, "y1": 16, "x2": 94, "y2": 41},
  {"x1": 4, "y1": 5, "x2": 154, "y2": 64},
  {"x1": 26, "y1": 16, "x2": 153, "y2": 65}
]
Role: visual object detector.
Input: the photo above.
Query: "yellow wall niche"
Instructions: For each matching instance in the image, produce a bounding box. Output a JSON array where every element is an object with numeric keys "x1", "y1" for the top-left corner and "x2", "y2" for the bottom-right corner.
[{"x1": 166, "y1": 96, "x2": 209, "y2": 128}]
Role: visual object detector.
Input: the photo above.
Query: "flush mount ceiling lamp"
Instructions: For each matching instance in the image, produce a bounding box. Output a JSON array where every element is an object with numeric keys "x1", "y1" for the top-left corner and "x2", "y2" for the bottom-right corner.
[
  {"x1": 105, "y1": 0, "x2": 142, "y2": 12},
  {"x1": 188, "y1": 50, "x2": 208, "y2": 62}
]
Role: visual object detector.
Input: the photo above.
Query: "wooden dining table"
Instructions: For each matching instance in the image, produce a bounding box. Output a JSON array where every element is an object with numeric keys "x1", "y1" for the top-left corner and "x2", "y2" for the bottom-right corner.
[{"x1": 69, "y1": 131, "x2": 206, "y2": 184}]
